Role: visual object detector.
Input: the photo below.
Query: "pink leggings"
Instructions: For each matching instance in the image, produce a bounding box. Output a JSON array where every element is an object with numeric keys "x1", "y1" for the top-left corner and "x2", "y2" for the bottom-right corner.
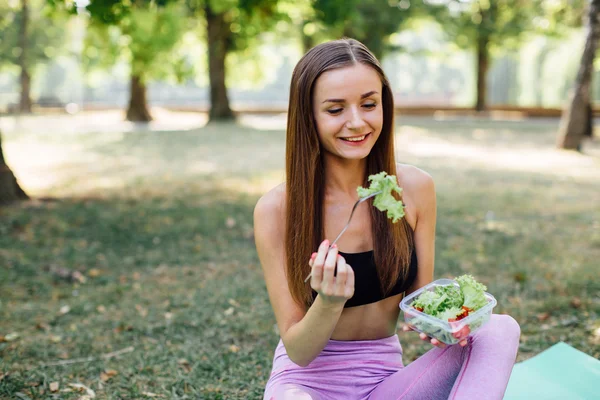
[{"x1": 264, "y1": 314, "x2": 520, "y2": 400}]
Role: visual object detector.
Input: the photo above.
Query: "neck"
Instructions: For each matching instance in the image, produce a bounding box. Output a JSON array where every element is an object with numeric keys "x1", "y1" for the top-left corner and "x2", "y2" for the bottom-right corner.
[{"x1": 323, "y1": 154, "x2": 367, "y2": 198}]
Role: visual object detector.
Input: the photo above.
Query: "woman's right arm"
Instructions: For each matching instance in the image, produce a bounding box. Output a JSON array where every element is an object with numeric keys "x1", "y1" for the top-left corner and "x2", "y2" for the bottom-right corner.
[{"x1": 253, "y1": 191, "x2": 354, "y2": 367}]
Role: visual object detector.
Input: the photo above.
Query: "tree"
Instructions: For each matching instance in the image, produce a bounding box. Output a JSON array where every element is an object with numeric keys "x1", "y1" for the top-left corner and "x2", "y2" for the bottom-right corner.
[
  {"x1": 187, "y1": 0, "x2": 283, "y2": 122},
  {"x1": 557, "y1": 0, "x2": 600, "y2": 150},
  {"x1": 0, "y1": 0, "x2": 67, "y2": 113},
  {"x1": 70, "y1": 0, "x2": 188, "y2": 122},
  {"x1": 0, "y1": 130, "x2": 29, "y2": 205},
  {"x1": 433, "y1": 0, "x2": 542, "y2": 111},
  {"x1": 310, "y1": 0, "x2": 424, "y2": 60}
]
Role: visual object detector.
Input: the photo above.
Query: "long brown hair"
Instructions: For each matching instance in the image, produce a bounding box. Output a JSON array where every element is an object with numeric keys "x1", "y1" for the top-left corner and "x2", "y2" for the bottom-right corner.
[{"x1": 285, "y1": 38, "x2": 414, "y2": 309}]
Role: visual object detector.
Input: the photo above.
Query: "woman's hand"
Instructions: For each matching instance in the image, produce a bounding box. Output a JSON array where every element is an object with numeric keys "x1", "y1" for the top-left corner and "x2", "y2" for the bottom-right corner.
[
  {"x1": 401, "y1": 325, "x2": 468, "y2": 348},
  {"x1": 309, "y1": 240, "x2": 355, "y2": 307}
]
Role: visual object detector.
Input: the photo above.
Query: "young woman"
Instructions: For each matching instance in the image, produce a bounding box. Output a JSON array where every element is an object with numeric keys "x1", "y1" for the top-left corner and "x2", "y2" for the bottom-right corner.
[{"x1": 253, "y1": 38, "x2": 520, "y2": 400}]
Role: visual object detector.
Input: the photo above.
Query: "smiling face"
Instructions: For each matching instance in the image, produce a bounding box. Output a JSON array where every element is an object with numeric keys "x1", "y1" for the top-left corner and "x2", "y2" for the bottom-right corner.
[{"x1": 312, "y1": 63, "x2": 384, "y2": 161}]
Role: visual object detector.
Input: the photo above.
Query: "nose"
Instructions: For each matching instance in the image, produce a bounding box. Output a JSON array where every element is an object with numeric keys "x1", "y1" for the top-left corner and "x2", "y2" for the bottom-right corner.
[{"x1": 346, "y1": 106, "x2": 367, "y2": 131}]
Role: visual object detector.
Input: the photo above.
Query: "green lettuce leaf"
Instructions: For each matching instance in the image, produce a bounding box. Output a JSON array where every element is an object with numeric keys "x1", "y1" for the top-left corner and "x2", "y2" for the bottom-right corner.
[
  {"x1": 456, "y1": 274, "x2": 488, "y2": 310},
  {"x1": 436, "y1": 306, "x2": 465, "y2": 321},
  {"x1": 357, "y1": 172, "x2": 405, "y2": 223},
  {"x1": 434, "y1": 285, "x2": 464, "y2": 310}
]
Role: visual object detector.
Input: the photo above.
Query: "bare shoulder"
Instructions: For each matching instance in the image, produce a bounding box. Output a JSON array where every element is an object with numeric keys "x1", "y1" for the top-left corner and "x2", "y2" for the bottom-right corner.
[
  {"x1": 253, "y1": 182, "x2": 286, "y2": 240},
  {"x1": 396, "y1": 163, "x2": 434, "y2": 195},
  {"x1": 254, "y1": 183, "x2": 285, "y2": 215}
]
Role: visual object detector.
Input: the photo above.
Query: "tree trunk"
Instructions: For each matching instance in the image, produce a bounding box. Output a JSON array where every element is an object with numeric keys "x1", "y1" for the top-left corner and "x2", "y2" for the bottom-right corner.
[
  {"x1": 126, "y1": 74, "x2": 152, "y2": 122},
  {"x1": 301, "y1": 20, "x2": 315, "y2": 54},
  {"x1": 475, "y1": 32, "x2": 489, "y2": 112},
  {"x1": 206, "y1": 4, "x2": 234, "y2": 122},
  {"x1": 557, "y1": 0, "x2": 600, "y2": 150},
  {"x1": 0, "y1": 130, "x2": 29, "y2": 205},
  {"x1": 18, "y1": 0, "x2": 32, "y2": 114}
]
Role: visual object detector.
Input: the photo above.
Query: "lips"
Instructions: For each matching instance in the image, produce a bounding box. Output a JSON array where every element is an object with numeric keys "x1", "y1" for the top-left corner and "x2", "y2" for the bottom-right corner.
[{"x1": 339, "y1": 132, "x2": 371, "y2": 143}]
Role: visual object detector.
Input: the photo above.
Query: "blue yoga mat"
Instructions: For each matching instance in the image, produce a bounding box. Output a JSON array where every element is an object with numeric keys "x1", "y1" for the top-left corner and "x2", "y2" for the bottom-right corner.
[{"x1": 504, "y1": 342, "x2": 600, "y2": 400}]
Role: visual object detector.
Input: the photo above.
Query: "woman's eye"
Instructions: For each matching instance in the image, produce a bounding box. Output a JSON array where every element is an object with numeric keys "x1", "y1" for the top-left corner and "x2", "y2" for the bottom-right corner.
[
  {"x1": 363, "y1": 103, "x2": 377, "y2": 109},
  {"x1": 327, "y1": 108, "x2": 343, "y2": 115}
]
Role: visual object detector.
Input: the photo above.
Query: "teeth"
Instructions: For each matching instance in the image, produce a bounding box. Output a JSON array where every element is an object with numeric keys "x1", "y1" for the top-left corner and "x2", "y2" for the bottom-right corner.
[{"x1": 342, "y1": 134, "x2": 367, "y2": 142}]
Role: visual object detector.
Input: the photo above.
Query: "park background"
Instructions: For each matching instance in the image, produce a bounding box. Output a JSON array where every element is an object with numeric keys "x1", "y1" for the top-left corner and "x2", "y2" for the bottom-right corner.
[{"x1": 0, "y1": 0, "x2": 599, "y2": 399}]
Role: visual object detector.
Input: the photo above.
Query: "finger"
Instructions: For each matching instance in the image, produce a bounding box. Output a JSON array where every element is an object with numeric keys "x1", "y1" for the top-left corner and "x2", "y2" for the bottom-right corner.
[
  {"x1": 308, "y1": 252, "x2": 317, "y2": 268},
  {"x1": 334, "y1": 255, "x2": 347, "y2": 290},
  {"x1": 311, "y1": 242, "x2": 329, "y2": 286},
  {"x1": 431, "y1": 339, "x2": 446, "y2": 348},
  {"x1": 322, "y1": 244, "x2": 338, "y2": 290},
  {"x1": 313, "y1": 240, "x2": 329, "y2": 270},
  {"x1": 344, "y1": 264, "x2": 355, "y2": 298},
  {"x1": 419, "y1": 333, "x2": 428, "y2": 341},
  {"x1": 402, "y1": 325, "x2": 410, "y2": 332},
  {"x1": 459, "y1": 339, "x2": 468, "y2": 347}
]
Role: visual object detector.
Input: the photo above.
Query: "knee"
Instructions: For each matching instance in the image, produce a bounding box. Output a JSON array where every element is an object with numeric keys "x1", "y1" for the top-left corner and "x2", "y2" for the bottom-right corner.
[{"x1": 491, "y1": 314, "x2": 521, "y2": 343}]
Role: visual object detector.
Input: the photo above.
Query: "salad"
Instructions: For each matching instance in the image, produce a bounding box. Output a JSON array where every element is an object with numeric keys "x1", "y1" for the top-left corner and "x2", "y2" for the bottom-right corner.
[
  {"x1": 357, "y1": 172, "x2": 405, "y2": 223},
  {"x1": 406, "y1": 275, "x2": 492, "y2": 343}
]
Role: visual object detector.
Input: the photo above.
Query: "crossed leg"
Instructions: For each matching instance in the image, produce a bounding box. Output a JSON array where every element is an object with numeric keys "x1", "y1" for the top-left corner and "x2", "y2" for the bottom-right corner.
[{"x1": 368, "y1": 314, "x2": 521, "y2": 400}]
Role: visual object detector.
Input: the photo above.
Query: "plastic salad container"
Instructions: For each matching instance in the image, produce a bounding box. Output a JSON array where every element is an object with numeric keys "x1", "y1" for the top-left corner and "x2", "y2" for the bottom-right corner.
[{"x1": 399, "y1": 278, "x2": 497, "y2": 345}]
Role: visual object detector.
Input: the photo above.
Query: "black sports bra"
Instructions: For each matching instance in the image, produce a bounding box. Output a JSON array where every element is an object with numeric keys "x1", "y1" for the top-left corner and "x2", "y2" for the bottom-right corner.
[{"x1": 311, "y1": 249, "x2": 418, "y2": 308}]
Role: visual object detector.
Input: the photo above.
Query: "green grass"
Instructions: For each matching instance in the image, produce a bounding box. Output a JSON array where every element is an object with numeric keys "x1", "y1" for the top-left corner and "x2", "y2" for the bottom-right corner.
[{"x1": 0, "y1": 114, "x2": 599, "y2": 399}]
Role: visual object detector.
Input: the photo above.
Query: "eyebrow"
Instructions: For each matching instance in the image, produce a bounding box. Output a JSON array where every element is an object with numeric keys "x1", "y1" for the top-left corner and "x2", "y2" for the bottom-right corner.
[{"x1": 322, "y1": 91, "x2": 379, "y2": 103}]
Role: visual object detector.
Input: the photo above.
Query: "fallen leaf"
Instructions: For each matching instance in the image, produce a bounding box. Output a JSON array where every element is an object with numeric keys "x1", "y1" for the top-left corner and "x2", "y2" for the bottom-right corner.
[
  {"x1": 59, "y1": 306, "x2": 71, "y2": 315},
  {"x1": 536, "y1": 312, "x2": 550, "y2": 322},
  {"x1": 227, "y1": 299, "x2": 240, "y2": 307},
  {"x1": 226, "y1": 217, "x2": 236, "y2": 228},
  {"x1": 99, "y1": 373, "x2": 110, "y2": 383},
  {"x1": 571, "y1": 297, "x2": 582, "y2": 308},
  {"x1": 135, "y1": 305, "x2": 148, "y2": 317},
  {"x1": 50, "y1": 382, "x2": 59, "y2": 392},
  {"x1": 142, "y1": 392, "x2": 162, "y2": 398},
  {"x1": 68, "y1": 383, "x2": 95, "y2": 398},
  {"x1": 229, "y1": 344, "x2": 240, "y2": 353},
  {"x1": 0, "y1": 373, "x2": 6, "y2": 382},
  {"x1": 178, "y1": 359, "x2": 192, "y2": 373},
  {"x1": 50, "y1": 335, "x2": 62, "y2": 343},
  {"x1": 87, "y1": 269, "x2": 101, "y2": 278},
  {"x1": 71, "y1": 271, "x2": 86, "y2": 284},
  {"x1": 104, "y1": 369, "x2": 118, "y2": 377},
  {"x1": 36, "y1": 322, "x2": 50, "y2": 331},
  {"x1": 97, "y1": 305, "x2": 106, "y2": 313},
  {"x1": 1, "y1": 332, "x2": 19, "y2": 342},
  {"x1": 224, "y1": 307, "x2": 234, "y2": 316},
  {"x1": 165, "y1": 312, "x2": 173, "y2": 320},
  {"x1": 133, "y1": 272, "x2": 141, "y2": 280}
]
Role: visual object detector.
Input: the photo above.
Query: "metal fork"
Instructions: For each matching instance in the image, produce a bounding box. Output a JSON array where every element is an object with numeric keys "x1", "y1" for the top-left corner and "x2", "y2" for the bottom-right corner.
[{"x1": 303, "y1": 190, "x2": 382, "y2": 283}]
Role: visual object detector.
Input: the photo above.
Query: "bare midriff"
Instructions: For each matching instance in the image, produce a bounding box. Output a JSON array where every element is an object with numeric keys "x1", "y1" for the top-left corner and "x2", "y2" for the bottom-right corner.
[{"x1": 329, "y1": 293, "x2": 404, "y2": 340}]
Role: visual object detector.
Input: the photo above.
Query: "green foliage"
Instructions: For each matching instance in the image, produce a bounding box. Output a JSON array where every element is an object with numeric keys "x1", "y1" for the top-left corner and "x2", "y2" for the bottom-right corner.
[
  {"x1": 188, "y1": 0, "x2": 284, "y2": 52},
  {"x1": 433, "y1": 0, "x2": 586, "y2": 53},
  {"x1": 83, "y1": 0, "x2": 190, "y2": 82},
  {"x1": 311, "y1": 0, "x2": 424, "y2": 59},
  {"x1": 0, "y1": 0, "x2": 68, "y2": 70}
]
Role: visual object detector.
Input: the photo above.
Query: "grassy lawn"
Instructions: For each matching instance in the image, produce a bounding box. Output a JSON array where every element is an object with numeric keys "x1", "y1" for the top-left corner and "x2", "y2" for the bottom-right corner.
[{"x1": 0, "y1": 112, "x2": 599, "y2": 399}]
